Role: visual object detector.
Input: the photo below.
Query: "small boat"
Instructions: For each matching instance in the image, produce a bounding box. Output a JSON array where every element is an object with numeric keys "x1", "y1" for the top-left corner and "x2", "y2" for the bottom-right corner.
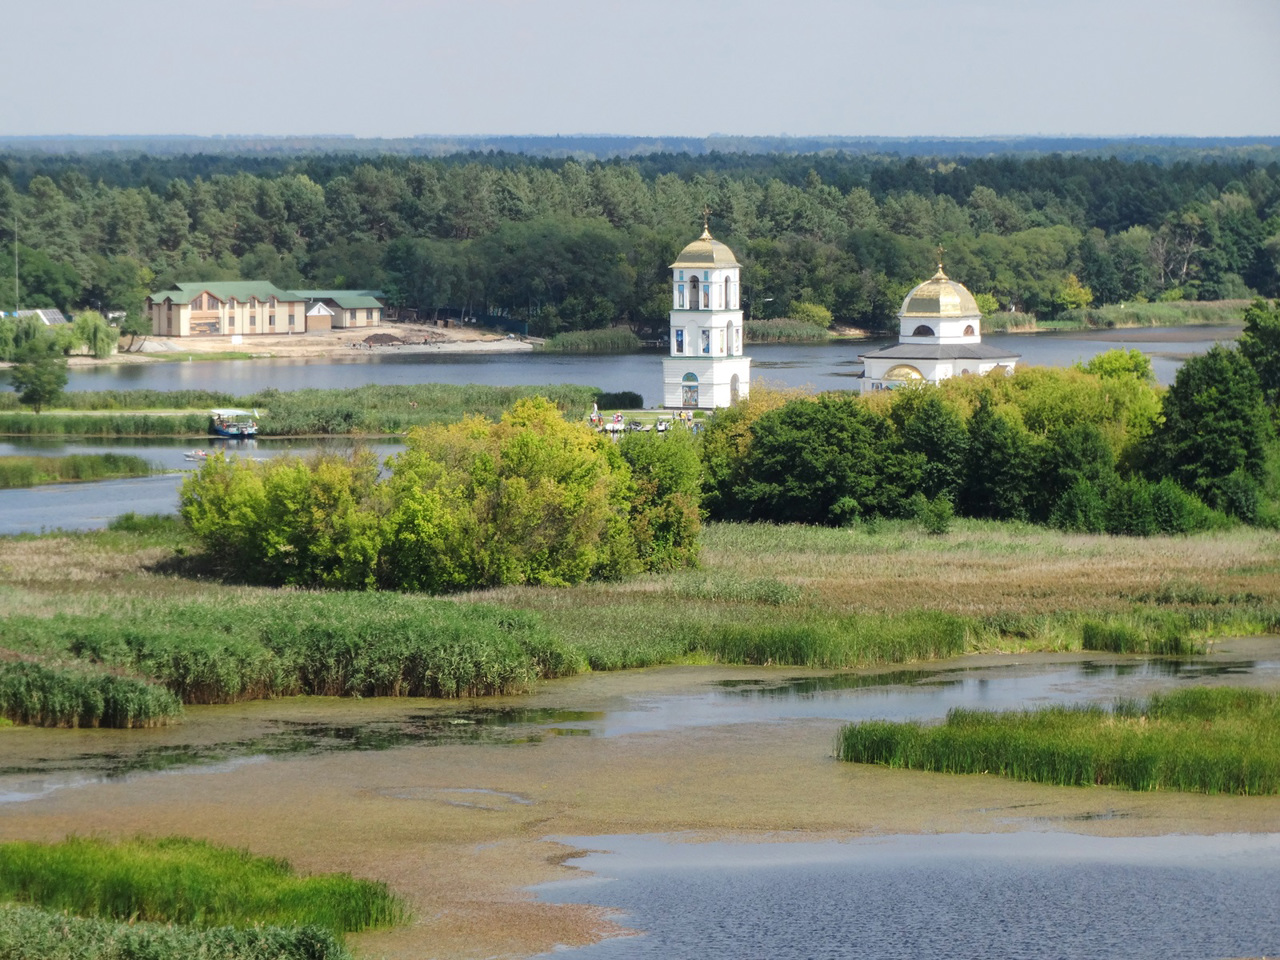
[
  {"x1": 184, "y1": 449, "x2": 209, "y2": 462},
  {"x1": 210, "y1": 408, "x2": 258, "y2": 438}
]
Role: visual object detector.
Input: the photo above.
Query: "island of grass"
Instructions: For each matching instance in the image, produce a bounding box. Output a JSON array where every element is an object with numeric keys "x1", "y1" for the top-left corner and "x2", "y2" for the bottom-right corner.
[
  {"x1": 0, "y1": 453, "x2": 157, "y2": 488},
  {"x1": 0, "y1": 835, "x2": 406, "y2": 960},
  {"x1": 837, "y1": 687, "x2": 1280, "y2": 795}
]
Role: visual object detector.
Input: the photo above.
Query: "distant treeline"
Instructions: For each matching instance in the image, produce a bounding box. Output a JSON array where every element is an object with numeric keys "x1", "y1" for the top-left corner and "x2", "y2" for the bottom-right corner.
[{"x1": 2, "y1": 149, "x2": 1278, "y2": 337}]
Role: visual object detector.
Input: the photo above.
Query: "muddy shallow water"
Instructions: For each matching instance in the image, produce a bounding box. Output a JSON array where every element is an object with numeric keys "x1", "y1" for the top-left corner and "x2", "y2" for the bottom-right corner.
[{"x1": 2, "y1": 642, "x2": 1279, "y2": 959}]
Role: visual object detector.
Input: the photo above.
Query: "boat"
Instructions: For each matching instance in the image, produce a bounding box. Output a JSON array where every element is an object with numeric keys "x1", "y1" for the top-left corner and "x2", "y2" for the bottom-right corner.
[
  {"x1": 184, "y1": 449, "x2": 209, "y2": 462},
  {"x1": 210, "y1": 408, "x2": 258, "y2": 438}
]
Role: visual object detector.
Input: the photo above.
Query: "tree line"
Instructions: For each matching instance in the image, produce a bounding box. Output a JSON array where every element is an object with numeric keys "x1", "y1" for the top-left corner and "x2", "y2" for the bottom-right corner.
[{"x1": 2, "y1": 150, "x2": 1279, "y2": 336}]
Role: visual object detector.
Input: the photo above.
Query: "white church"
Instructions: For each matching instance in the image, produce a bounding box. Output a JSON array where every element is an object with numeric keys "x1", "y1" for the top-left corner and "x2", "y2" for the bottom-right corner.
[
  {"x1": 858, "y1": 265, "x2": 1020, "y2": 391},
  {"x1": 661, "y1": 225, "x2": 751, "y2": 409}
]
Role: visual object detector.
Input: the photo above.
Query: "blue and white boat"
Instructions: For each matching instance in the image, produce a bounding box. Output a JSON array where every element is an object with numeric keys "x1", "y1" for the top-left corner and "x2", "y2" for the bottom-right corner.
[{"x1": 210, "y1": 408, "x2": 258, "y2": 438}]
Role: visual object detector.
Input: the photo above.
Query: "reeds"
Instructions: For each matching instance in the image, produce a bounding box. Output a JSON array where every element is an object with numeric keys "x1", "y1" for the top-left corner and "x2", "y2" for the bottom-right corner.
[
  {"x1": 0, "y1": 413, "x2": 210, "y2": 438},
  {"x1": 0, "y1": 905, "x2": 352, "y2": 960},
  {"x1": 0, "y1": 836, "x2": 407, "y2": 933},
  {"x1": 0, "y1": 662, "x2": 182, "y2": 728},
  {"x1": 837, "y1": 687, "x2": 1280, "y2": 795},
  {"x1": 744, "y1": 318, "x2": 834, "y2": 342},
  {"x1": 4, "y1": 593, "x2": 582, "y2": 705},
  {"x1": 0, "y1": 454, "x2": 157, "y2": 488},
  {"x1": 539, "y1": 328, "x2": 641, "y2": 352}
]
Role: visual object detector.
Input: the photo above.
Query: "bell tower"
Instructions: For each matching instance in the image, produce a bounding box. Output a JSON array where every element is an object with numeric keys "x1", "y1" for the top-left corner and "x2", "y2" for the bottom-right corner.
[{"x1": 662, "y1": 218, "x2": 751, "y2": 409}]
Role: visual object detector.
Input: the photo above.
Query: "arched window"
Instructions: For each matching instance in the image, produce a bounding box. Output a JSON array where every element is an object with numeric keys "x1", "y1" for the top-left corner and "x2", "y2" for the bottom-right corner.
[
  {"x1": 911, "y1": 325, "x2": 935, "y2": 337},
  {"x1": 730, "y1": 373, "x2": 740, "y2": 403},
  {"x1": 678, "y1": 284, "x2": 686, "y2": 309},
  {"x1": 884, "y1": 364, "x2": 925, "y2": 381},
  {"x1": 690, "y1": 276, "x2": 700, "y2": 310},
  {"x1": 682, "y1": 372, "x2": 699, "y2": 408},
  {"x1": 963, "y1": 324, "x2": 975, "y2": 336}
]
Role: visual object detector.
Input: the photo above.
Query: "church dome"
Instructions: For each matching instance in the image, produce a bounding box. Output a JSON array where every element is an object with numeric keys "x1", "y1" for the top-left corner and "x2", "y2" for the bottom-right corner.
[
  {"x1": 900, "y1": 266, "x2": 980, "y2": 318},
  {"x1": 670, "y1": 226, "x2": 741, "y2": 269}
]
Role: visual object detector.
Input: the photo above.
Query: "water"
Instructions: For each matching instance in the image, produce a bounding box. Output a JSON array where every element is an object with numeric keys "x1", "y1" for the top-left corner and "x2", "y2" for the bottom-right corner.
[
  {"x1": 0, "y1": 327, "x2": 1239, "y2": 401},
  {"x1": 532, "y1": 832, "x2": 1280, "y2": 960},
  {"x1": 3, "y1": 658, "x2": 1273, "y2": 802},
  {"x1": 0, "y1": 437, "x2": 405, "y2": 534}
]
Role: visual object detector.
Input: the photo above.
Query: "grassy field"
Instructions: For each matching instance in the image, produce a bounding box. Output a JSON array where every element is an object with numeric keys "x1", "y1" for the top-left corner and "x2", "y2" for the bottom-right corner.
[
  {"x1": 837, "y1": 687, "x2": 1280, "y2": 795},
  {"x1": 0, "y1": 454, "x2": 157, "y2": 488},
  {"x1": 1, "y1": 517, "x2": 1277, "y2": 718}
]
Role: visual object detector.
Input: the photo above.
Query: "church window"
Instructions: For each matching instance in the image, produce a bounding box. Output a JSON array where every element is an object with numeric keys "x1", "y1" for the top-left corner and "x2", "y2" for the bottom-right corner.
[
  {"x1": 682, "y1": 372, "x2": 698, "y2": 408},
  {"x1": 701, "y1": 330, "x2": 710, "y2": 354},
  {"x1": 690, "y1": 276, "x2": 700, "y2": 310},
  {"x1": 724, "y1": 277, "x2": 731, "y2": 310},
  {"x1": 734, "y1": 325, "x2": 742, "y2": 353},
  {"x1": 678, "y1": 284, "x2": 685, "y2": 309},
  {"x1": 718, "y1": 329, "x2": 725, "y2": 353},
  {"x1": 703, "y1": 284, "x2": 710, "y2": 309},
  {"x1": 912, "y1": 325, "x2": 934, "y2": 337},
  {"x1": 675, "y1": 329, "x2": 684, "y2": 354},
  {"x1": 964, "y1": 324, "x2": 975, "y2": 336}
]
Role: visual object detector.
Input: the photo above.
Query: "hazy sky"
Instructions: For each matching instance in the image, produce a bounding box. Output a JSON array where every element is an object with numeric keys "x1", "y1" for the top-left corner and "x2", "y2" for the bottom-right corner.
[{"x1": 6, "y1": 0, "x2": 1279, "y2": 138}]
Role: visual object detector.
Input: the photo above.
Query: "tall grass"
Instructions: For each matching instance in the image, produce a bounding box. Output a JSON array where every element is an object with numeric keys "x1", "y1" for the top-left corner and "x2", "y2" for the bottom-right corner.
[
  {"x1": 0, "y1": 390, "x2": 236, "y2": 412},
  {"x1": 4, "y1": 594, "x2": 583, "y2": 704},
  {"x1": 540, "y1": 328, "x2": 641, "y2": 352},
  {"x1": 0, "y1": 662, "x2": 182, "y2": 728},
  {"x1": 0, "y1": 455, "x2": 156, "y2": 489},
  {"x1": 745, "y1": 318, "x2": 833, "y2": 342},
  {"x1": 0, "y1": 905, "x2": 351, "y2": 960},
  {"x1": 1059, "y1": 300, "x2": 1248, "y2": 329},
  {"x1": 0, "y1": 836, "x2": 406, "y2": 933},
  {"x1": 0, "y1": 384, "x2": 603, "y2": 437},
  {"x1": 837, "y1": 687, "x2": 1280, "y2": 795}
]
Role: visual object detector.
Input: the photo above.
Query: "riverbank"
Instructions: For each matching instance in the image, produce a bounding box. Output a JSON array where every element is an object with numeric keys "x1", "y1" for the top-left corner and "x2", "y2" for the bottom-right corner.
[{"x1": 21, "y1": 324, "x2": 533, "y2": 369}]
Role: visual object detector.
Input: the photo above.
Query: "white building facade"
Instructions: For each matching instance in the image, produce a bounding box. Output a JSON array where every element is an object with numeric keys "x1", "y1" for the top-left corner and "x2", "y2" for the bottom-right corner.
[
  {"x1": 661, "y1": 227, "x2": 751, "y2": 409},
  {"x1": 858, "y1": 266, "x2": 1019, "y2": 392}
]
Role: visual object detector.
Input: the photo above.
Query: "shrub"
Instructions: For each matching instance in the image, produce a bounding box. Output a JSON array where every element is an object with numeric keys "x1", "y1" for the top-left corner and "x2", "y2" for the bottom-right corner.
[{"x1": 1050, "y1": 479, "x2": 1108, "y2": 533}]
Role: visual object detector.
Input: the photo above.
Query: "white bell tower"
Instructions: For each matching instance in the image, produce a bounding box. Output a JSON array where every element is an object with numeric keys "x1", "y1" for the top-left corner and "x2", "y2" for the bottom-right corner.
[{"x1": 661, "y1": 220, "x2": 751, "y2": 409}]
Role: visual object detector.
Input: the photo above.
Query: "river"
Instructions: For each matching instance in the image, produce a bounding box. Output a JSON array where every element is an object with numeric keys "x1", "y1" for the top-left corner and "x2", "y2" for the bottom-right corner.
[{"x1": 0, "y1": 326, "x2": 1241, "y2": 401}]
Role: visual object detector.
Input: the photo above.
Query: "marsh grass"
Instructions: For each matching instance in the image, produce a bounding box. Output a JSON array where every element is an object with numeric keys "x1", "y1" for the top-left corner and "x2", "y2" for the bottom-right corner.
[
  {"x1": 0, "y1": 835, "x2": 406, "y2": 932},
  {"x1": 745, "y1": 318, "x2": 834, "y2": 342},
  {"x1": 540, "y1": 329, "x2": 641, "y2": 352},
  {"x1": 0, "y1": 455, "x2": 156, "y2": 488},
  {"x1": 837, "y1": 687, "x2": 1280, "y2": 795},
  {"x1": 0, "y1": 383, "x2": 602, "y2": 437},
  {"x1": 0, "y1": 904, "x2": 352, "y2": 960},
  {"x1": 2, "y1": 593, "x2": 581, "y2": 704},
  {"x1": 0, "y1": 662, "x2": 182, "y2": 728}
]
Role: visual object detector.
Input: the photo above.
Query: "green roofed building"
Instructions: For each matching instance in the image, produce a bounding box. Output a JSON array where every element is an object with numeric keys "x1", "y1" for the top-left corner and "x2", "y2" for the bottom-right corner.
[{"x1": 145, "y1": 282, "x2": 383, "y2": 337}]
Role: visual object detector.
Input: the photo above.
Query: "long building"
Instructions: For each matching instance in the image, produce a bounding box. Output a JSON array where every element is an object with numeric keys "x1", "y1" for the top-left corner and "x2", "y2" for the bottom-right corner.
[{"x1": 145, "y1": 282, "x2": 383, "y2": 337}]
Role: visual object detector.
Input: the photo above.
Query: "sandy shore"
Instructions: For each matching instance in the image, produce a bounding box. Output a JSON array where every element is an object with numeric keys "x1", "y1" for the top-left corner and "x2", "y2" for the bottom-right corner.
[
  {"x1": 2, "y1": 643, "x2": 1277, "y2": 960},
  {"x1": 62, "y1": 323, "x2": 534, "y2": 367}
]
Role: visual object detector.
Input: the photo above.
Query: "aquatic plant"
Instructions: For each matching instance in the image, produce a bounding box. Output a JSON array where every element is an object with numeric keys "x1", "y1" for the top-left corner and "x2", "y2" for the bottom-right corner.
[
  {"x1": 0, "y1": 904, "x2": 352, "y2": 960},
  {"x1": 539, "y1": 328, "x2": 641, "y2": 352},
  {"x1": 0, "y1": 836, "x2": 406, "y2": 934},
  {"x1": 0, "y1": 454, "x2": 157, "y2": 489},
  {"x1": 0, "y1": 662, "x2": 182, "y2": 728},
  {"x1": 837, "y1": 687, "x2": 1280, "y2": 795}
]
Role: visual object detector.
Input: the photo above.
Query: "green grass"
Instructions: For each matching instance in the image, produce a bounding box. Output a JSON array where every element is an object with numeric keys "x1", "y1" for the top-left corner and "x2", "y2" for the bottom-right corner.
[
  {"x1": 0, "y1": 383, "x2": 604, "y2": 437},
  {"x1": 745, "y1": 318, "x2": 833, "y2": 342},
  {"x1": 540, "y1": 328, "x2": 641, "y2": 352},
  {"x1": 0, "y1": 904, "x2": 351, "y2": 960},
  {"x1": 1, "y1": 593, "x2": 583, "y2": 705},
  {"x1": 0, "y1": 662, "x2": 182, "y2": 728},
  {"x1": 837, "y1": 687, "x2": 1280, "y2": 795},
  {"x1": 1058, "y1": 299, "x2": 1248, "y2": 329},
  {"x1": 0, "y1": 836, "x2": 405, "y2": 933},
  {"x1": 0, "y1": 455, "x2": 157, "y2": 488}
]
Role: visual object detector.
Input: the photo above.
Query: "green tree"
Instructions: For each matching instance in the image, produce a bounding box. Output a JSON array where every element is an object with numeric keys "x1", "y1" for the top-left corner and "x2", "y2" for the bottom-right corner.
[
  {"x1": 961, "y1": 394, "x2": 1038, "y2": 521},
  {"x1": 9, "y1": 337, "x2": 69, "y2": 413},
  {"x1": 1239, "y1": 298, "x2": 1280, "y2": 406},
  {"x1": 1145, "y1": 344, "x2": 1273, "y2": 515}
]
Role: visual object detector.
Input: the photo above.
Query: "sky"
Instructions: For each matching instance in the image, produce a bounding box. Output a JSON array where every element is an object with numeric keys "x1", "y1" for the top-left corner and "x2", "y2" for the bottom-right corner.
[{"x1": 5, "y1": 0, "x2": 1279, "y2": 138}]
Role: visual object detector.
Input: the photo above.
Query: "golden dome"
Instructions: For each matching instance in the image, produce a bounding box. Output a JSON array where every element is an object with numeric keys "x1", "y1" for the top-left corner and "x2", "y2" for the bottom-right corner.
[
  {"x1": 899, "y1": 266, "x2": 980, "y2": 318},
  {"x1": 670, "y1": 226, "x2": 741, "y2": 269}
]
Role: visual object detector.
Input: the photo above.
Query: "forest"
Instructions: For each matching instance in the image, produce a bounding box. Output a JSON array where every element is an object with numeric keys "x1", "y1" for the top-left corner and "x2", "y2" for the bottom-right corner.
[{"x1": 1, "y1": 149, "x2": 1279, "y2": 337}]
